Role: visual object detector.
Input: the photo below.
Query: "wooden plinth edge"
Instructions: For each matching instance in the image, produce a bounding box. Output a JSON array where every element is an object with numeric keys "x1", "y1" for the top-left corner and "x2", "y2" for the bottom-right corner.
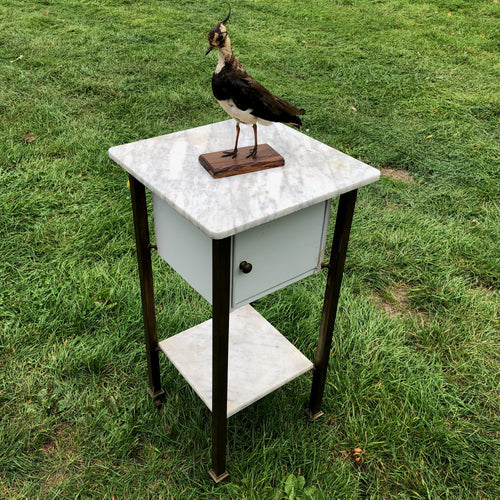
[{"x1": 199, "y1": 144, "x2": 284, "y2": 179}]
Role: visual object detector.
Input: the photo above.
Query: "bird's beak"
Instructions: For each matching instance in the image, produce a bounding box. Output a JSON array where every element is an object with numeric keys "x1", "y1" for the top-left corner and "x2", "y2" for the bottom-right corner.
[{"x1": 205, "y1": 45, "x2": 214, "y2": 56}]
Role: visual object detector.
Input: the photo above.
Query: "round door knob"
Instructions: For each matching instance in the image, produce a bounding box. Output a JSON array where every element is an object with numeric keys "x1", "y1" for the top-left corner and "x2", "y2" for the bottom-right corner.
[{"x1": 239, "y1": 261, "x2": 253, "y2": 274}]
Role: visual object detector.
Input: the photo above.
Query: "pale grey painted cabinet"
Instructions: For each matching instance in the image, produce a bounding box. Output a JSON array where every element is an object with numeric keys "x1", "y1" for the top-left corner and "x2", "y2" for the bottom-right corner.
[{"x1": 152, "y1": 193, "x2": 331, "y2": 310}]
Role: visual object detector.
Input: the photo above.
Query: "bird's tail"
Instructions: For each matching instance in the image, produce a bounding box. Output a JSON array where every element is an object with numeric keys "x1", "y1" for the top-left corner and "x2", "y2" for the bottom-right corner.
[
  {"x1": 274, "y1": 98, "x2": 305, "y2": 128},
  {"x1": 288, "y1": 115, "x2": 303, "y2": 128}
]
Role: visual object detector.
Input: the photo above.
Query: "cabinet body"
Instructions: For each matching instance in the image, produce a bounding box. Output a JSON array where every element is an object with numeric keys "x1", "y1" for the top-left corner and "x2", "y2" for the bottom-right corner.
[{"x1": 152, "y1": 194, "x2": 331, "y2": 310}]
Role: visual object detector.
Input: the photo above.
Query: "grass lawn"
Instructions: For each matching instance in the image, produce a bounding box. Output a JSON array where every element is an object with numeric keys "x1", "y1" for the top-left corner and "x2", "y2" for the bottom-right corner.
[{"x1": 1, "y1": 0, "x2": 498, "y2": 498}]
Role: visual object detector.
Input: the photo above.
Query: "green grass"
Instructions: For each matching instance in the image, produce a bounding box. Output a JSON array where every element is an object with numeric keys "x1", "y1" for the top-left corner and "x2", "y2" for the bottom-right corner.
[{"x1": 1, "y1": 0, "x2": 498, "y2": 498}]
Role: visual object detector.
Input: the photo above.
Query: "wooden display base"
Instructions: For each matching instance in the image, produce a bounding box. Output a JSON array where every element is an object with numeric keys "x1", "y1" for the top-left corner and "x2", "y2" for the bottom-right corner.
[{"x1": 199, "y1": 144, "x2": 284, "y2": 179}]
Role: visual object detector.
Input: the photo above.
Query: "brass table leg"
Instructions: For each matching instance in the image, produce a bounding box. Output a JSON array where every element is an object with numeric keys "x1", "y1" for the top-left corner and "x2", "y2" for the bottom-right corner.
[
  {"x1": 129, "y1": 175, "x2": 165, "y2": 408},
  {"x1": 308, "y1": 189, "x2": 358, "y2": 420},
  {"x1": 208, "y1": 237, "x2": 231, "y2": 483}
]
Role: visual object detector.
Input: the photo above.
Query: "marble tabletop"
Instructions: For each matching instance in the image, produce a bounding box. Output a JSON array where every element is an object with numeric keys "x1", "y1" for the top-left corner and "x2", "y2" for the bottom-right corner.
[{"x1": 109, "y1": 120, "x2": 380, "y2": 239}]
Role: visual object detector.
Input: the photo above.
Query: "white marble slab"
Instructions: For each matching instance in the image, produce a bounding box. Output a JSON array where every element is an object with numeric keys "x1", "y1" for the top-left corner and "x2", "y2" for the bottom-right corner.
[
  {"x1": 158, "y1": 304, "x2": 313, "y2": 417},
  {"x1": 109, "y1": 120, "x2": 380, "y2": 239}
]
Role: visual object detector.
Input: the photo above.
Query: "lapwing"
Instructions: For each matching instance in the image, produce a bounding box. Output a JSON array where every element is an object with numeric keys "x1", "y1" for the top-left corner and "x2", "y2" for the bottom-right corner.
[{"x1": 205, "y1": 4, "x2": 305, "y2": 159}]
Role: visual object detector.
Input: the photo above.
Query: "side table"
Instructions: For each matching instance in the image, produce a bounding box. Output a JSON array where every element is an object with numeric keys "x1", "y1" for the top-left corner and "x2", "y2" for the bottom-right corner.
[{"x1": 109, "y1": 120, "x2": 379, "y2": 482}]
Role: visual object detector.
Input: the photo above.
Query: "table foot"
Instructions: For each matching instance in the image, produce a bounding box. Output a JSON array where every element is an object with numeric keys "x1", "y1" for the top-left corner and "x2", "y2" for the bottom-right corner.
[
  {"x1": 306, "y1": 408, "x2": 325, "y2": 422},
  {"x1": 148, "y1": 388, "x2": 166, "y2": 408},
  {"x1": 208, "y1": 469, "x2": 230, "y2": 484}
]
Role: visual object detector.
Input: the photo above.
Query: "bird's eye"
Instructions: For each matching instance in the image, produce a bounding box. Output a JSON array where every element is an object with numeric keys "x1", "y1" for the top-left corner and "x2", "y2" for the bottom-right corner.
[{"x1": 218, "y1": 34, "x2": 224, "y2": 42}]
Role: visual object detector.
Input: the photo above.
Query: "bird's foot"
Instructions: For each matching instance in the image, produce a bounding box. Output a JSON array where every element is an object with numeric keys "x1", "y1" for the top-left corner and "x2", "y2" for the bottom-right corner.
[
  {"x1": 221, "y1": 149, "x2": 238, "y2": 159},
  {"x1": 246, "y1": 148, "x2": 257, "y2": 159}
]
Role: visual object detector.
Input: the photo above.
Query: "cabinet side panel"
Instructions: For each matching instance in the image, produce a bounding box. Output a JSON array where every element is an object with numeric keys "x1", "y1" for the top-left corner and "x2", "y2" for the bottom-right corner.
[
  {"x1": 152, "y1": 194, "x2": 213, "y2": 303},
  {"x1": 318, "y1": 199, "x2": 332, "y2": 266}
]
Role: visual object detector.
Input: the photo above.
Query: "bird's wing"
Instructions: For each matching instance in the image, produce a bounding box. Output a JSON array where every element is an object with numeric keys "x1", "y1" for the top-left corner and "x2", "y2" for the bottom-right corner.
[{"x1": 213, "y1": 67, "x2": 304, "y2": 125}]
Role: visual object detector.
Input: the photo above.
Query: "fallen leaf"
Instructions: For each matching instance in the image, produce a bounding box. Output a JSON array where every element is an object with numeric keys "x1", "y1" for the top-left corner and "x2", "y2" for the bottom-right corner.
[
  {"x1": 22, "y1": 132, "x2": 37, "y2": 143},
  {"x1": 426, "y1": 134, "x2": 433, "y2": 139},
  {"x1": 352, "y1": 448, "x2": 365, "y2": 464}
]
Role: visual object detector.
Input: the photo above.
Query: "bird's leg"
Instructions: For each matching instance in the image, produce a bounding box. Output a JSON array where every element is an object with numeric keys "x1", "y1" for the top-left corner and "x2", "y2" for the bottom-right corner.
[
  {"x1": 246, "y1": 124, "x2": 258, "y2": 159},
  {"x1": 222, "y1": 122, "x2": 240, "y2": 158}
]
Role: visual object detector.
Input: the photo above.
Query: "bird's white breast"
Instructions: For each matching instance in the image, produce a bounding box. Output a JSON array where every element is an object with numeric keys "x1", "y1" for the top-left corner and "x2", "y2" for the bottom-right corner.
[
  {"x1": 217, "y1": 99, "x2": 257, "y2": 124},
  {"x1": 217, "y1": 99, "x2": 272, "y2": 126}
]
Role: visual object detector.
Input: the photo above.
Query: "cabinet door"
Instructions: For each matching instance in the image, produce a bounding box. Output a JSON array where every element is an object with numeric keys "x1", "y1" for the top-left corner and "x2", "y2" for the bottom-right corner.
[{"x1": 232, "y1": 201, "x2": 330, "y2": 308}]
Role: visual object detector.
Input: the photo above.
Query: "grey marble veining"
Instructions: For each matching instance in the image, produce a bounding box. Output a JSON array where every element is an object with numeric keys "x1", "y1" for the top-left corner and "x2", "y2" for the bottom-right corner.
[
  {"x1": 158, "y1": 304, "x2": 313, "y2": 417},
  {"x1": 109, "y1": 120, "x2": 380, "y2": 239}
]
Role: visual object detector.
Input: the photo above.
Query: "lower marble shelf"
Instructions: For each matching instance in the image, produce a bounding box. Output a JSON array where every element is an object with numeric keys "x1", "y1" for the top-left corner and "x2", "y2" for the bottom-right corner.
[{"x1": 158, "y1": 304, "x2": 313, "y2": 417}]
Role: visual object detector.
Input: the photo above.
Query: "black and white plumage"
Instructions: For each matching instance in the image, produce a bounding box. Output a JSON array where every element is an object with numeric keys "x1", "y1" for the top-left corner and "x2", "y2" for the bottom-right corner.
[{"x1": 205, "y1": 5, "x2": 305, "y2": 158}]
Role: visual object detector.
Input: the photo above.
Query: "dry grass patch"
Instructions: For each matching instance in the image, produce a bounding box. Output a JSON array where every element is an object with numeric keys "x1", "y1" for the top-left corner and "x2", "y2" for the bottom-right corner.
[
  {"x1": 44, "y1": 470, "x2": 71, "y2": 491},
  {"x1": 373, "y1": 284, "x2": 429, "y2": 325},
  {"x1": 380, "y1": 168, "x2": 415, "y2": 183},
  {"x1": 40, "y1": 438, "x2": 57, "y2": 455},
  {"x1": 39, "y1": 422, "x2": 81, "y2": 493},
  {"x1": 40, "y1": 422, "x2": 75, "y2": 456}
]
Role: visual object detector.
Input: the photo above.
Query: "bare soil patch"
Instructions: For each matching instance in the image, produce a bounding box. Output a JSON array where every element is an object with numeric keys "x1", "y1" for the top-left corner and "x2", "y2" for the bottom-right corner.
[
  {"x1": 380, "y1": 168, "x2": 415, "y2": 183},
  {"x1": 373, "y1": 284, "x2": 429, "y2": 325}
]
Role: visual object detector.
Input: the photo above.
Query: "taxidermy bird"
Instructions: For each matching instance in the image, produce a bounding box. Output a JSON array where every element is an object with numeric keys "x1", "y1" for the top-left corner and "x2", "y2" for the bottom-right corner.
[{"x1": 205, "y1": 4, "x2": 305, "y2": 159}]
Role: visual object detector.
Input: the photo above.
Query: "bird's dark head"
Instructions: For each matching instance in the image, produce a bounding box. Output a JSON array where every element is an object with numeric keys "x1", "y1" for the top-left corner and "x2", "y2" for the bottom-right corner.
[{"x1": 205, "y1": 3, "x2": 231, "y2": 55}]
